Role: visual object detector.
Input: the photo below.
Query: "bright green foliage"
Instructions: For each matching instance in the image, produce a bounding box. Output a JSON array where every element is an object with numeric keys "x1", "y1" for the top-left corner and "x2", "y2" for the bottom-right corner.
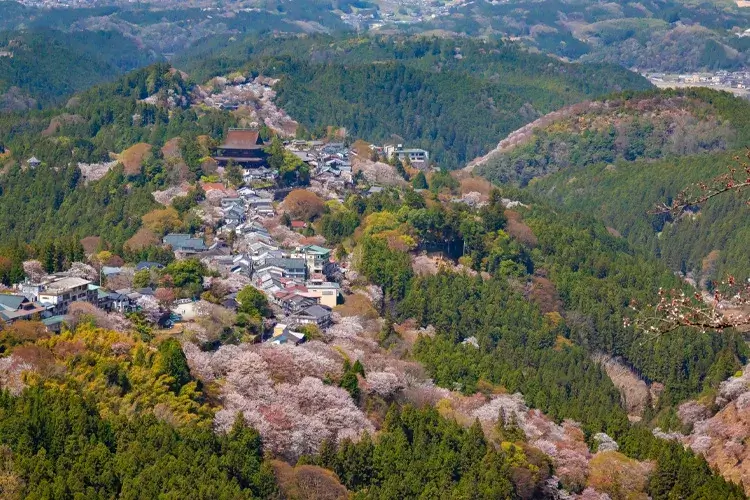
[
  {"x1": 236, "y1": 285, "x2": 270, "y2": 318},
  {"x1": 157, "y1": 338, "x2": 193, "y2": 394},
  {"x1": 358, "y1": 236, "x2": 413, "y2": 301},
  {"x1": 265, "y1": 137, "x2": 310, "y2": 186},
  {"x1": 313, "y1": 405, "x2": 541, "y2": 497},
  {"x1": 225, "y1": 161, "x2": 244, "y2": 188},
  {"x1": 0, "y1": 386, "x2": 276, "y2": 499},
  {"x1": 180, "y1": 134, "x2": 207, "y2": 180},
  {"x1": 163, "y1": 258, "x2": 207, "y2": 296},
  {"x1": 411, "y1": 171, "x2": 428, "y2": 189},
  {"x1": 339, "y1": 371, "x2": 360, "y2": 401},
  {"x1": 429, "y1": 169, "x2": 459, "y2": 193},
  {"x1": 132, "y1": 269, "x2": 152, "y2": 288},
  {"x1": 172, "y1": 187, "x2": 206, "y2": 215}
]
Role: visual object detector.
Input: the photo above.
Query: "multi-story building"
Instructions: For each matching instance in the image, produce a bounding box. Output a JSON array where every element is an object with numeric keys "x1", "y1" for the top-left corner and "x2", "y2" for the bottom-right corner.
[
  {"x1": 292, "y1": 245, "x2": 331, "y2": 275},
  {"x1": 20, "y1": 276, "x2": 95, "y2": 315},
  {"x1": 305, "y1": 279, "x2": 340, "y2": 309},
  {"x1": 383, "y1": 144, "x2": 429, "y2": 164}
]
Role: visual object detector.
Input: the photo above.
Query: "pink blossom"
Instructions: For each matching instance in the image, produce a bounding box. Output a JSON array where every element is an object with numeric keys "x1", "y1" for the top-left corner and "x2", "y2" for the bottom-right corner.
[{"x1": 364, "y1": 371, "x2": 404, "y2": 398}]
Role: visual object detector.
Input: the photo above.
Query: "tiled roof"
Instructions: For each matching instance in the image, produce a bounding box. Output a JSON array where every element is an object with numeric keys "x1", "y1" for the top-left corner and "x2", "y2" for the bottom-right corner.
[{"x1": 218, "y1": 129, "x2": 262, "y2": 149}]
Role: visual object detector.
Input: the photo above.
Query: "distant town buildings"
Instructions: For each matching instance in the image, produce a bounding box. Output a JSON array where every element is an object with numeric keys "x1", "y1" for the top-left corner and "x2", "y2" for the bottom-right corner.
[{"x1": 642, "y1": 70, "x2": 750, "y2": 97}]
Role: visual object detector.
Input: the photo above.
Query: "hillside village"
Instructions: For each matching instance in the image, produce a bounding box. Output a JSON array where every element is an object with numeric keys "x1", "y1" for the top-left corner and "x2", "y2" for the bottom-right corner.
[
  {"x1": 1, "y1": 127, "x2": 431, "y2": 348},
  {"x1": 3, "y1": 31, "x2": 750, "y2": 497}
]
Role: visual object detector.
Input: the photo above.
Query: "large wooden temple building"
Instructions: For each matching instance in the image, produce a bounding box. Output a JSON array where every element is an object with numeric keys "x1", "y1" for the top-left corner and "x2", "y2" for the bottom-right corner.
[{"x1": 212, "y1": 129, "x2": 267, "y2": 168}]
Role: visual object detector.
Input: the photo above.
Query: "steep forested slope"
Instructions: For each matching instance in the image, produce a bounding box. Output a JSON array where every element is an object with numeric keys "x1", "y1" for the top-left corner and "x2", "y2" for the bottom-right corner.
[
  {"x1": 346, "y1": 183, "x2": 746, "y2": 496},
  {"x1": 0, "y1": 63, "x2": 233, "y2": 252},
  {"x1": 473, "y1": 88, "x2": 750, "y2": 284},
  {"x1": 529, "y1": 150, "x2": 750, "y2": 286},
  {"x1": 0, "y1": 29, "x2": 159, "y2": 110}
]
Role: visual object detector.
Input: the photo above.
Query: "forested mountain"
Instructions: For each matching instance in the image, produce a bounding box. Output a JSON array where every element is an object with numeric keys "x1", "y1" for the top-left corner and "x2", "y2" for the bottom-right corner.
[
  {"x1": 472, "y1": 87, "x2": 750, "y2": 287},
  {"x1": 0, "y1": 24, "x2": 747, "y2": 499},
  {"x1": 474, "y1": 88, "x2": 750, "y2": 186},
  {"x1": 528, "y1": 149, "x2": 750, "y2": 288},
  {"x1": 0, "y1": 63, "x2": 233, "y2": 253},
  {"x1": 177, "y1": 36, "x2": 652, "y2": 168},
  {"x1": 0, "y1": 29, "x2": 159, "y2": 110}
]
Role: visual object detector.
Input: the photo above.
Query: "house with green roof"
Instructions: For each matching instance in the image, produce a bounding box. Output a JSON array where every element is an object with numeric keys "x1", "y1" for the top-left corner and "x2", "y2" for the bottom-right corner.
[
  {"x1": 292, "y1": 245, "x2": 332, "y2": 275},
  {"x1": 0, "y1": 293, "x2": 48, "y2": 324}
]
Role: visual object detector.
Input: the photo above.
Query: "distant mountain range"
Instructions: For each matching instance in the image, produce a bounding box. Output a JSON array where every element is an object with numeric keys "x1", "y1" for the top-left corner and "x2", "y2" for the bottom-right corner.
[{"x1": 1, "y1": 0, "x2": 749, "y2": 75}]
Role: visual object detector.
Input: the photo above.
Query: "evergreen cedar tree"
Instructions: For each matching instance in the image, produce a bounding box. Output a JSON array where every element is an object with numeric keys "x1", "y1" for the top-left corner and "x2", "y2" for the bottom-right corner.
[{"x1": 236, "y1": 285, "x2": 270, "y2": 318}]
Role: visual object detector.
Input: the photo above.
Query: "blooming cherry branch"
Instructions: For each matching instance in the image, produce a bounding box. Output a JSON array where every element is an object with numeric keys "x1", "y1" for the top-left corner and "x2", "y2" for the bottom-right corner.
[
  {"x1": 651, "y1": 151, "x2": 750, "y2": 217},
  {"x1": 628, "y1": 278, "x2": 750, "y2": 334}
]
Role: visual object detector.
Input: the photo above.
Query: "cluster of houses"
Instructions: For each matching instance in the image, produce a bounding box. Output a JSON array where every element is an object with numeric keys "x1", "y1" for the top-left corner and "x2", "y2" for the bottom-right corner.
[
  {"x1": 0, "y1": 272, "x2": 150, "y2": 332},
  {"x1": 4, "y1": 130, "x2": 406, "y2": 343},
  {"x1": 286, "y1": 140, "x2": 354, "y2": 192},
  {"x1": 199, "y1": 229, "x2": 341, "y2": 338},
  {"x1": 159, "y1": 158, "x2": 344, "y2": 343}
]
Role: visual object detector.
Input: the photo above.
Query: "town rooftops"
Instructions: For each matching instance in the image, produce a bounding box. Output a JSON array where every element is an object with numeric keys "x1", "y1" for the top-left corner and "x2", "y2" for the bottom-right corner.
[
  {"x1": 101, "y1": 266, "x2": 122, "y2": 277},
  {"x1": 44, "y1": 277, "x2": 91, "y2": 292},
  {"x1": 42, "y1": 315, "x2": 70, "y2": 329},
  {"x1": 218, "y1": 129, "x2": 263, "y2": 149},
  {"x1": 163, "y1": 233, "x2": 208, "y2": 252},
  {"x1": 0, "y1": 294, "x2": 49, "y2": 322},
  {"x1": 261, "y1": 258, "x2": 306, "y2": 270},
  {"x1": 135, "y1": 261, "x2": 165, "y2": 271},
  {"x1": 306, "y1": 281, "x2": 340, "y2": 290},
  {"x1": 296, "y1": 304, "x2": 332, "y2": 319},
  {"x1": 299, "y1": 245, "x2": 331, "y2": 256},
  {"x1": 0, "y1": 294, "x2": 29, "y2": 312},
  {"x1": 269, "y1": 330, "x2": 305, "y2": 345}
]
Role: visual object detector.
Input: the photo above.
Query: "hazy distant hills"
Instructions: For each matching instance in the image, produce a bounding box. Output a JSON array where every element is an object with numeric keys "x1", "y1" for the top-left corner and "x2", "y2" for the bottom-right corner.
[
  {"x1": 425, "y1": 0, "x2": 750, "y2": 72},
  {"x1": 2, "y1": 0, "x2": 749, "y2": 77}
]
